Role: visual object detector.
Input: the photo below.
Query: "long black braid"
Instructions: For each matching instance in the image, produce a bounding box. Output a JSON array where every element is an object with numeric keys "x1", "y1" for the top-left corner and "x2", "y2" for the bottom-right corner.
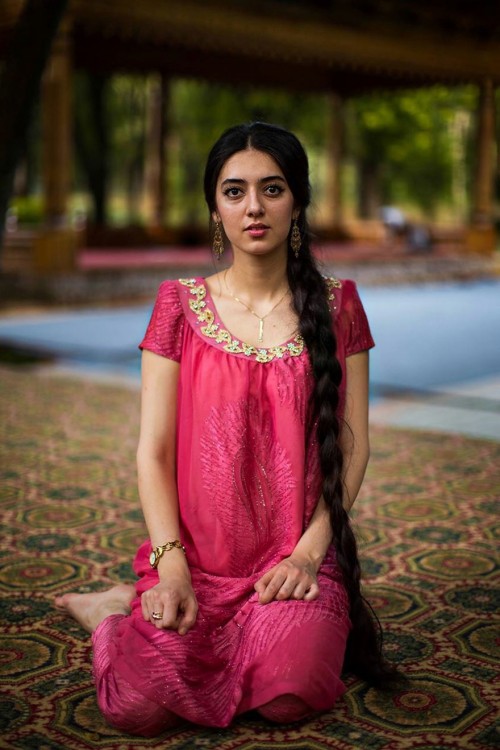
[
  {"x1": 287, "y1": 220, "x2": 393, "y2": 683},
  {"x1": 204, "y1": 121, "x2": 395, "y2": 684}
]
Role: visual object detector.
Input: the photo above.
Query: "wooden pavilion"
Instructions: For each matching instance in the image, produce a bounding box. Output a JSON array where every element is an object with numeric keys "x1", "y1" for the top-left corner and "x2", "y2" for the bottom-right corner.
[{"x1": 0, "y1": 0, "x2": 499, "y2": 272}]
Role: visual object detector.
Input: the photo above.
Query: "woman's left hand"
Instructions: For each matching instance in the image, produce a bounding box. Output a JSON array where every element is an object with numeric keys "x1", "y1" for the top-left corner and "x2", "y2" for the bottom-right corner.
[{"x1": 254, "y1": 555, "x2": 319, "y2": 604}]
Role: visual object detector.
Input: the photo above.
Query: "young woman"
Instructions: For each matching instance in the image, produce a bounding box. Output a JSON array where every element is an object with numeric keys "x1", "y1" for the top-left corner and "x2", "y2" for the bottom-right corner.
[{"x1": 55, "y1": 122, "x2": 390, "y2": 736}]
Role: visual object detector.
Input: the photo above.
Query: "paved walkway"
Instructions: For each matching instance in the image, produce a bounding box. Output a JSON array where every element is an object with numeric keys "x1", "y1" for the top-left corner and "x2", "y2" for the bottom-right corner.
[
  {"x1": 1, "y1": 279, "x2": 499, "y2": 442},
  {"x1": 361, "y1": 281, "x2": 500, "y2": 441}
]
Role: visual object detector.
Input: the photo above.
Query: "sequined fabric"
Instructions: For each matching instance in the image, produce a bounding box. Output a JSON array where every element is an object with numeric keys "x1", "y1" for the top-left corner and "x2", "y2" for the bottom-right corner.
[{"x1": 92, "y1": 277, "x2": 375, "y2": 732}]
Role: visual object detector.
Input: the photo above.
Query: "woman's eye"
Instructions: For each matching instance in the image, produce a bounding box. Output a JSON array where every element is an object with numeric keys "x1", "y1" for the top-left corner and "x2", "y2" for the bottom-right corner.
[
  {"x1": 265, "y1": 184, "x2": 284, "y2": 196},
  {"x1": 223, "y1": 187, "x2": 242, "y2": 197}
]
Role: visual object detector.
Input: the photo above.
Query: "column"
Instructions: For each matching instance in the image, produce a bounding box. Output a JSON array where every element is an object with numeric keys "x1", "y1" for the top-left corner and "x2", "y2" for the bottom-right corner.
[
  {"x1": 326, "y1": 93, "x2": 344, "y2": 229},
  {"x1": 146, "y1": 74, "x2": 169, "y2": 229},
  {"x1": 41, "y1": 18, "x2": 71, "y2": 227},
  {"x1": 37, "y1": 18, "x2": 77, "y2": 272},
  {"x1": 467, "y1": 78, "x2": 496, "y2": 253}
]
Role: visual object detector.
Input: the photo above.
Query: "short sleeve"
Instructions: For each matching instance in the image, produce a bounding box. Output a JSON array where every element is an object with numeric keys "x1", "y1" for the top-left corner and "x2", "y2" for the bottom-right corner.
[
  {"x1": 334, "y1": 279, "x2": 375, "y2": 357},
  {"x1": 139, "y1": 280, "x2": 185, "y2": 362}
]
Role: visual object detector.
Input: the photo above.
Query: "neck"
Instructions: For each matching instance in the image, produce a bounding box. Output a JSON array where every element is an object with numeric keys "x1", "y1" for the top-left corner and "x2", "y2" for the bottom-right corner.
[{"x1": 227, "y1": 254, "x2": 289, "y2": 302}]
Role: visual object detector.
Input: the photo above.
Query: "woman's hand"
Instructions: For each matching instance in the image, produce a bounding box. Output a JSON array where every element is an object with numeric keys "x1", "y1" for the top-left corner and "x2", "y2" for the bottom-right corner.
[
  {"x1": 254, "y1": 555, "x2": 319, "y2": 604},
  {"x1": 141, "y1": 567, "x2": 198, "y2": 635}
]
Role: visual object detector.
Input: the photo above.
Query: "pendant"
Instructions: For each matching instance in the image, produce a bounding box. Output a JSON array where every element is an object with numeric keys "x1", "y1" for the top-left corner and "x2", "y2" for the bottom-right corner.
[{"x1": 258, "y1": 319, "x2": 264, "y2": 343}]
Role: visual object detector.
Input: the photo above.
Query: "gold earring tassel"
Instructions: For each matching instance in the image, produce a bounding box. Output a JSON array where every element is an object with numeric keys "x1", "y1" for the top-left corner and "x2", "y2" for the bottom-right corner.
[
  {"x1": 213, "y1": 221, "x2": 224, "y2": 259},
  {"x1": 291, "y1": 219, "x2": 301, "y2": 258}
]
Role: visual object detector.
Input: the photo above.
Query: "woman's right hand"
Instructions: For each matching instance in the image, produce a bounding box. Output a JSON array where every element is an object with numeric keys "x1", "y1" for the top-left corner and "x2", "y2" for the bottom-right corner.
[{"x1": 141, "y1": 562, "x2": 198, "y2": 635}]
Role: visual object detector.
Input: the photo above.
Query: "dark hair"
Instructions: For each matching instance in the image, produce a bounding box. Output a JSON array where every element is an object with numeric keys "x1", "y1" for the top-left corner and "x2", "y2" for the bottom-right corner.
[{"x1": 204, "y1": 122, "x2": 394, "y2": 685}]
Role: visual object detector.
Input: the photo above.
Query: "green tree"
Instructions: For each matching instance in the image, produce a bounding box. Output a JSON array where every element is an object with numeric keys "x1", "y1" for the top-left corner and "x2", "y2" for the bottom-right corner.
[
  {"x1": 168, "y1": 79, "x2": 329, "y2": 226},
  {"x1": 347, "y1": 87, "x2": 476, "y2": 220},
  {"x1": 74, "y1": 71, "x2": 110, "y2": 225},
  {"x1": 107, "y1": 75, "x2": 149, "y2": 224},
  {"x1": 0, "y1": 0, "x2": 69, "y2": 250}
]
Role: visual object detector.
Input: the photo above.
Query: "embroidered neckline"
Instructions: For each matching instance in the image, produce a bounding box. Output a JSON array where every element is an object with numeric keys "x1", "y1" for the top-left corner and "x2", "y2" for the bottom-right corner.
[
  {"x1": 178, "y1": 278, "x2": 304, "y2": 363},
  {"x1": 178, "y1": 276, "x2": 342, "y2": 364},
  {"x1": 325, "y1": 276, "x2": 342, "y2": 300}
]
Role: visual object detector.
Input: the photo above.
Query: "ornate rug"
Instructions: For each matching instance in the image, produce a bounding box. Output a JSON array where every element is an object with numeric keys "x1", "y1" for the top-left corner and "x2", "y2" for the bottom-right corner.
[{"x1": 0, "y1": 366, "x2": 498, "y2": 750}]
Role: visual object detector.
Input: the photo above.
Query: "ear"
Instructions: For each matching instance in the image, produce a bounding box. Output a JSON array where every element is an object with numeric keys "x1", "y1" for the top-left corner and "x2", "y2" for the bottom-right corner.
[
  {"x1": 292, "y1": 207, "x2": 301, "y2": 221},
  {"x1": 212, "y1": 211, "x2": 220, "y2": 224}
]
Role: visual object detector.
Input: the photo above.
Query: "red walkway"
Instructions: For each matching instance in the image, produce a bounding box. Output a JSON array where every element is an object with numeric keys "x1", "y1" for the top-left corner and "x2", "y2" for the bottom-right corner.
[{"x1": 77, "y1": 241, "x2": 461, "y2": 271}]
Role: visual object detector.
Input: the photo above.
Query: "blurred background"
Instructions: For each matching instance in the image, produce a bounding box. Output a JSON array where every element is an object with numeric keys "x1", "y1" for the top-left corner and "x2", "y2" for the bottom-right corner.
[
  {"x1": 2, "y1": 8, "x2": 499, "y2": 750},
  {"x1": 0, "y1": 0, "x2": 499, "y2": 282},
  {"x1": 0, "y1": 0, "x2": 499, "y2": 441}
]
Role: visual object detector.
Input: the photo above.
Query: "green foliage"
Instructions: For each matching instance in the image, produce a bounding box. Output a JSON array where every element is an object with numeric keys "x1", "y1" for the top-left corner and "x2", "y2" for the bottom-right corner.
[
  {"x1": 168, "y1": 79, "x2": 329, "y2": 225},
  {"x1": 29, "y1": 73, "x2": 486, "y2": 228},
  {"x1": 11, "y1": 194, "x2": 43, "y2": 225},
  {"x1": 347, "y1": 86, "x2": 477, "y2": 218},
  {"x1": 107, "y1": 75, "x2": 149, "y2": 225}
]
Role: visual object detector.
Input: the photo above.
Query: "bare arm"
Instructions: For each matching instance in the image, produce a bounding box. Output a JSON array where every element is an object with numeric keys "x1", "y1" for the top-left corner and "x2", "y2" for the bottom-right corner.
[
  {"x1": 136, "y1": 349, "x2": 198, "y2": 633},
  {"x1": 338, "y1": 350, "x2": 371, "y2": 511},
  {"x1": 255, "y1": 351, "x2": 370, "y2": 603}
]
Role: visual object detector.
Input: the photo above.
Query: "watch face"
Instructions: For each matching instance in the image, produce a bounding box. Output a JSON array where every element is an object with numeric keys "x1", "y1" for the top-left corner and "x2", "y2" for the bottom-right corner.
[{"x1": 149, "y1": 551, "x2": 156, "y2": 567}]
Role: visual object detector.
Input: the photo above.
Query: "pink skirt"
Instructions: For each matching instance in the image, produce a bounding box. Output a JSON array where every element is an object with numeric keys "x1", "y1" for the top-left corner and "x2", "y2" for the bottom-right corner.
[{"x1": 92, "y1": 542, "x2": 351, "y2": 733}]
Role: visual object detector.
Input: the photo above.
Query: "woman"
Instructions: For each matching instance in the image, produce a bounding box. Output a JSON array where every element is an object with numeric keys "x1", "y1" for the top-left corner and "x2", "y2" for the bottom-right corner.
[{"x1": 55, "y1": 122, "x2": 390, "y2": 735}]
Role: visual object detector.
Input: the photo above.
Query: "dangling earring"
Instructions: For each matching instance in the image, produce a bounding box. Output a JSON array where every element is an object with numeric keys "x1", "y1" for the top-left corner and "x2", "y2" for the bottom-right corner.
[
  {"x1": 291, "y1": 218, "x2": 301, "y2": 258},
  {"x1": 213, "y1": 220, "x2": 224, "y2": 259}
]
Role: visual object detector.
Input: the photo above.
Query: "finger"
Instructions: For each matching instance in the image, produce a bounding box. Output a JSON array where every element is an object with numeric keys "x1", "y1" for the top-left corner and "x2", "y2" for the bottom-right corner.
[
  {"x1": 177, "y1": 597, "x2": 198, "y2": 635},
  {"x1": 254, "y1": 568, "x2": 275, "y2": 593},
  {"x1": 155, "y1": 597, "x2": 181, "y2": 629},
  {"x1": 143, "y1": 593, "x2": 163, "y2": 624},
  {"x1": 275, "y1": 576, "x2": 301, "y2": 600},
  {"x1": 143, "y1": 590, "x2": 176, "y2": 628},
  {"x1": 303, "y1": 582, "x2": 320, "y2": 601},
  {"x1": 259, "y1": 571, "x2": 288, "y2": 604},
  {"x1": 150, "y1": 602, "x2": 170, "y2": 628},
  {"x1": 291, "y1": 579, "x2": 311, "y2": 600}
]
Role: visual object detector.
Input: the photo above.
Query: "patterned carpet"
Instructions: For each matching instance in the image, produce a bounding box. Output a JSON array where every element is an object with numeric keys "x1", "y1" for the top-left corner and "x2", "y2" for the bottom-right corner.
[{"x1": 0, "y1": 366, "x2": 498, "y2": 750}]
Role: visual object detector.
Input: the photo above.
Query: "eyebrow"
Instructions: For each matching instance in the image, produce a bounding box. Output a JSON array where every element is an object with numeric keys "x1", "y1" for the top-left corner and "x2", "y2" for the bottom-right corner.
[{"x1": 221, "y1": 175, "x2": 286, "y2": 186}]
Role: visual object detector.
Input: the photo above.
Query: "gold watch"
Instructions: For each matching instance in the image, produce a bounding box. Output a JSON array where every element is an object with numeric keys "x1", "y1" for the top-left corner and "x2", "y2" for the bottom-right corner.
[{"x1": 149, "y1": 540, "x2": 186, "y2": 568}]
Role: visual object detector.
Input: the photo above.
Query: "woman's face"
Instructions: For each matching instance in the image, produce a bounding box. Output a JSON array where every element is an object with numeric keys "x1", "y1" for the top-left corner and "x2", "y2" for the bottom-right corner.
[{"x1": 213, "y1": 148, "x2": 297, "y2": 259}]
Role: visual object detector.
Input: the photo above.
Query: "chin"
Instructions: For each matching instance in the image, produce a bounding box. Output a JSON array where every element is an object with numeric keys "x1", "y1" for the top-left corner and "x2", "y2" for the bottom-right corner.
[{"x1": 236, "y1": 240, "x2": 288, "y2": 257}]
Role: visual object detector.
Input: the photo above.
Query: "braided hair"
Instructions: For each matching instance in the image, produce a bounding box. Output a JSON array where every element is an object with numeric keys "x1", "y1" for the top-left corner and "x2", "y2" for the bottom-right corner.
[{"x1": 204, "y1": 122, "x2": 393, "y2": 684}]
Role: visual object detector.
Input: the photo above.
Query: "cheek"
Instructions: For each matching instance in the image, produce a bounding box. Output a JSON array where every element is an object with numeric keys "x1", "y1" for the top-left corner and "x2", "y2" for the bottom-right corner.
[
  {"x1": 218, "y1": 205, "x2": 241, "y2": 230},
  {"x1": 277, "y1": 205, "x2": 295, "y2": 228}
]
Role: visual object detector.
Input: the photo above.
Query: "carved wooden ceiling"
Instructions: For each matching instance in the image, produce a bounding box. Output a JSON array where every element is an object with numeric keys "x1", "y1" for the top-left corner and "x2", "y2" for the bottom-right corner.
[{"x1": 1, "y1": 0, "x2": 499, "y2": 94}]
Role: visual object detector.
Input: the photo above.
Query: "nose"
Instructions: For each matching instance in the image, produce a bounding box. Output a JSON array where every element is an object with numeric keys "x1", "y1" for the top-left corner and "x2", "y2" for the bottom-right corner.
[{"x1": 246, "y1": 188, "x2": 264, "y2": 217}]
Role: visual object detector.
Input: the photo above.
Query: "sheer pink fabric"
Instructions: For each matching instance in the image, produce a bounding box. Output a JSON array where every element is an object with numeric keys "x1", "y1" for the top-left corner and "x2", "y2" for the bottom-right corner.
[{"x1": 92, "y1": 277, "x2": 374, "y2": 732}]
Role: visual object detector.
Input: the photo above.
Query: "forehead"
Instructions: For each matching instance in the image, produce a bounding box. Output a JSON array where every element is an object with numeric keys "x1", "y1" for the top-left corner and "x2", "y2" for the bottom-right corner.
[{"x1": 218, "y1": 148, "x2": 284, "y2": 183}]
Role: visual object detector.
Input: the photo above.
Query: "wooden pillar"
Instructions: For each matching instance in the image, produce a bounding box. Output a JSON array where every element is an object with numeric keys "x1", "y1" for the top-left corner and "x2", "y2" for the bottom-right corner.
[
  {"x1": 146, "y1": 74, "x2": 169, "y2": 230},
  {"x1": 331, "y1": 94, "x2": 344, "y2": 226},
  {"x1": 35, "y1": 17, "x2": 78, "y2": 272},
  {"x1": 41, "y1": 18, "x2": 71, "y2": 227},
  {"x1": 315, "y1": 93, "x2": 344, "y2": 239},
  {"x1": 467, "y1": 78, "x2": 497, "y2": 253},
  {"x1": 324, "y1": 93, "x2": 344, "y2": 234}
]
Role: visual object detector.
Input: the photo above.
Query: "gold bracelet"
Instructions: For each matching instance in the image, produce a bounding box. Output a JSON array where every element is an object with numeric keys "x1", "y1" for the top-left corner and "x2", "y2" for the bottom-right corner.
[{"x1": 149, "y1": 539, "x2": 186, "y2": 568}]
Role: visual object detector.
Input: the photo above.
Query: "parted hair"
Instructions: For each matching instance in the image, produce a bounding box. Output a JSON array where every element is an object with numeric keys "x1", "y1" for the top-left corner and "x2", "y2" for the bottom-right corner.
[{"x1": 203, "y1": 122, "x2": 393, "y2": 684}]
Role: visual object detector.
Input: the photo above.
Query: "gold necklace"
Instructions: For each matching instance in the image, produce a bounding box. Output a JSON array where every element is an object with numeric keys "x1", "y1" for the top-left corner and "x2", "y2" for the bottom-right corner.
[{"x1": 224, "y1": 270, "x2": 289, "y2": 344}]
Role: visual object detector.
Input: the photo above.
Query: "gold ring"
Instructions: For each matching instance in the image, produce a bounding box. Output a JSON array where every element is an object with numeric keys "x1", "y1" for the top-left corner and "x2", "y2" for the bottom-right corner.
[{"x1": 151, "y1": 611, "x2": 163, "y2": 620}]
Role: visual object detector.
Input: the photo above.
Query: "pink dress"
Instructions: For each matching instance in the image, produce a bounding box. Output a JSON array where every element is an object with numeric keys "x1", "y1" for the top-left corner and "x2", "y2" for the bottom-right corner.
[{"x1": 92, "y1": 276, "x2": 375, "y2": 734}]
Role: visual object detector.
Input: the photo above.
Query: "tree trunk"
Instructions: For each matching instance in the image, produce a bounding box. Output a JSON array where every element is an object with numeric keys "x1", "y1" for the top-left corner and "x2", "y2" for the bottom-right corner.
[
  {"x1": 0, "y1": 0, "x2": 69, "y2": 252},
  {"x1": 74, "y1": 73, "x2": 109, "y2": 225},
  {"x1": 358, "y1": 160, "x2": 381, "y2": 219},
  {"x1": 145, "y1": 75, "x2": 169, "y2": 227}
]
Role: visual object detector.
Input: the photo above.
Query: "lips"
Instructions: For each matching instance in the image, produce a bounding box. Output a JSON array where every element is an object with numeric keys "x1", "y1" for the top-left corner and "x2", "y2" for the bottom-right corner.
[
  {"x1": 245, "y1": 223, "x2": 270, "y2": 238},
  {"x1": 245, "y1": 223, "x2": 269, "y2": 231}
]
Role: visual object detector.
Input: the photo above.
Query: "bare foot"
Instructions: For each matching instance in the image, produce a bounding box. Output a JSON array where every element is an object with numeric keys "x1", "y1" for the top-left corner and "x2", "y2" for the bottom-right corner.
[{"x1": 54, "y1": 584, "x2": 136, "y2": 633}]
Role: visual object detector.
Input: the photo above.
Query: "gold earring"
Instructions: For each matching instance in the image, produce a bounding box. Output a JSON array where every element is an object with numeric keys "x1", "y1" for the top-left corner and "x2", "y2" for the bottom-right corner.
[
  {"x1": 291, "y1": 219, "x2": 301, "y2": 258},
  {"x1": 213, "y1": 220, "x2": 224, "y2": 259}
]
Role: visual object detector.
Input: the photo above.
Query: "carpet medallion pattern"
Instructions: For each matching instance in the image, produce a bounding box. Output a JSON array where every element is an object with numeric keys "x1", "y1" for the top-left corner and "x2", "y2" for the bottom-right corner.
[{"x1": 0, "y1": 367, "x2": 499, "y2": 749}]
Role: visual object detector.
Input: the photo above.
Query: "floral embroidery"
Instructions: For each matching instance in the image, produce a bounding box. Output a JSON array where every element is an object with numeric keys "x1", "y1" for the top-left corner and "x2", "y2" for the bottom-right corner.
[
  {"x1": 325, "y1": 276, "x2": 342, "y2": 309},
  {"x1": 179, "y1": 278, "x2": 305, "y2": 363}
]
